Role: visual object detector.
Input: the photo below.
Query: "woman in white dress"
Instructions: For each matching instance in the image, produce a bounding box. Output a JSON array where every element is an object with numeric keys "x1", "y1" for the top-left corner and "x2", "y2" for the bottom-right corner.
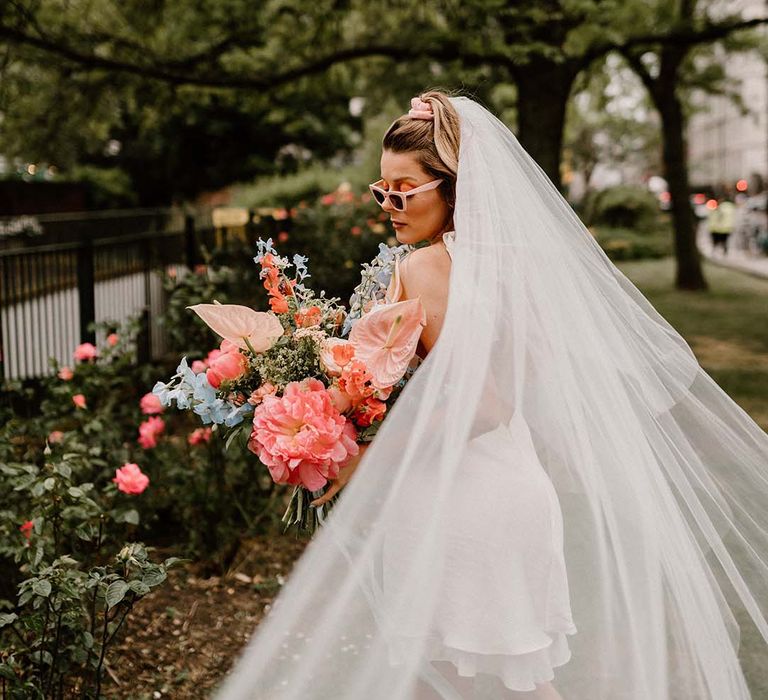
[{"x1": 213, "y1": 91, "x2": 768, "y2": 699}]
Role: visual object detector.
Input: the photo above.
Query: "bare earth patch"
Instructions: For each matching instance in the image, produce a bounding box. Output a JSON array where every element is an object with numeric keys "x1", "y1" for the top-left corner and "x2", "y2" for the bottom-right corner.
[
  {"x1": 105, "y1": 534, "x2": 309, "y2": 699},
  {"x1": 687, "y1": 335, "x2": 768, "y2": 371}
]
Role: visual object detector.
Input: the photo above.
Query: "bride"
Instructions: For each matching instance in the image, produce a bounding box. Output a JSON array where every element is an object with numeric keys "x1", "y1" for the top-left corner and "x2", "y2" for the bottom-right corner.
[{"x1": 213, "y1": 90, "x2": 768, "y2": 699}]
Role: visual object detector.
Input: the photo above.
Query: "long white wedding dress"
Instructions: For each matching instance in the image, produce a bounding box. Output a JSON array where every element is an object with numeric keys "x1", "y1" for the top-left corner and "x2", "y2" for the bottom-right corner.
[
  {"x1": 381, "y1": 232, "x2": 577, "y2": 694},
  {"x1": 213, "y1": 96, "x2": 768, "y2": 699}
]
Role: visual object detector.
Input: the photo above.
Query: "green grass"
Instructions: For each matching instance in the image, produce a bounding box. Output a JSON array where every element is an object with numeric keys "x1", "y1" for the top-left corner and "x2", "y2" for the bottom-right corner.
[{"x1": 617, "y1": 256, "x2": 768, "y2": 431}]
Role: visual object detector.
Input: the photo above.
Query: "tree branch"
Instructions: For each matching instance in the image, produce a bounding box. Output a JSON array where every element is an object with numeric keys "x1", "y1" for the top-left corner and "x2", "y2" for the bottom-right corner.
[{"x1": 1, "y1": 15, "x2": 765, "y2": 91}]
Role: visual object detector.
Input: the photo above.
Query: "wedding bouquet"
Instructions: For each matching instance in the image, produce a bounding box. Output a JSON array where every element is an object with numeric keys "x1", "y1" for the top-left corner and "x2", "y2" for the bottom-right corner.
[{"x1": 152, "y1": 238, "x2": 424, "y2": 533}]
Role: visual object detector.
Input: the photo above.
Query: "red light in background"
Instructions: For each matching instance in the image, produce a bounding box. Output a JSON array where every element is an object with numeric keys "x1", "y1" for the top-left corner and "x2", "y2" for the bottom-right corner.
[
  {"x1": 693, "y1": 193, "x2": 707, "y2": 204},
  {"x1": 706, "y1": 199, "x2": 718, "y2": 210},
  {"x1": 736, "y1": 179, "x2": 748, "y2": 192}
]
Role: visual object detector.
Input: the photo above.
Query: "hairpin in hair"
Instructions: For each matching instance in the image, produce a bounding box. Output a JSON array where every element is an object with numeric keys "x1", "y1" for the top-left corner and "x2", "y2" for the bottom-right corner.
[{"x1": 408, "y1": 96, "x2": 434, "y2": 120}]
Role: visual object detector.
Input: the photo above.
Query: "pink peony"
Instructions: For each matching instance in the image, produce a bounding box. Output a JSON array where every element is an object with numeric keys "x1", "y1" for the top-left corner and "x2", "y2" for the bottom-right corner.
[
  {"x1": 48, "y1": 430, "x2": 64, "y2": 444},
  {"x1": 73, "y1": 342, "x2": 98, "y2": 362},
  {"x1": 139, "y1": 392, "x2": 164, "y2": 415},
  {"x1": 188, "y1": 427, "x2": 213, "y2": 445},
  {"x1": 113, "y1": 462, "x2": 149, "y2": 495},
  {"x1": 106, "y1": 333, "x2": 119, "y2": 346},
  {"x1": 138, "y1": 416, "x2": 165, "y2": 449},
  {"x1": 58, "y1": 366, "x2": 74, "y2": 381},
  {"x1": 19, "y1": 520, "x2": 33, "y2": 540},
  {"x1": 72, "y1": 394, "x2": 87, "y2": 409},
  {"x1": 206, "y1": 350, "x2": 248, "y2": 389},
  {"x1": 248, "y1": 378, "x2": 359, "y2": 491}
]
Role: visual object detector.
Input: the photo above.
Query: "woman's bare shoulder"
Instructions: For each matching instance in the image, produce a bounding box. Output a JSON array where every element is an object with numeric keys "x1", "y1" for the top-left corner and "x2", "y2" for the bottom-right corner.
[{"x1": 399, "y1": 242, "x2": 451, "y2": 301}]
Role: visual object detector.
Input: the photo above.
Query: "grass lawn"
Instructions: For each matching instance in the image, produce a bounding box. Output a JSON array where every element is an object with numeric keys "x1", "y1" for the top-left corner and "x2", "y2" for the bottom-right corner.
[{"x1": 617, "y1": 256, "x2": 768, "y2": 431}]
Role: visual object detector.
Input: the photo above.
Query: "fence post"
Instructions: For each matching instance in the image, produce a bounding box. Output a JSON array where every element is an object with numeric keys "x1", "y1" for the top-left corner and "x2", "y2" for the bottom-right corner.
[
  {"x1": 184, "y1": 214, "x2": 198, "y2": 269},
  {"x1": 137, "y1": 237, "x2": 152, "y2": 364},
  {"x1": 76, "y1": 240, "x2": 96, "y2": 344},
  {"x1": 0, "y1": 258, "x2": 5, "y2": 385}
]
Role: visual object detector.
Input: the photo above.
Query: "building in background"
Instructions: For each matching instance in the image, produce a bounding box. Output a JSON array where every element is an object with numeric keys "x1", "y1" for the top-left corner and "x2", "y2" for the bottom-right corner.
[{"x1": 687, "y1": 0, "x2": 768, "y2": 193}]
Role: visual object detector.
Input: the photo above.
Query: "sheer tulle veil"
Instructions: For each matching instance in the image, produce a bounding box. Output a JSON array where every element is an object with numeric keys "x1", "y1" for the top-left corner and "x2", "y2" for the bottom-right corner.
[{"x1": 212, "y1": 95, "x2": 768, "y2": 698}]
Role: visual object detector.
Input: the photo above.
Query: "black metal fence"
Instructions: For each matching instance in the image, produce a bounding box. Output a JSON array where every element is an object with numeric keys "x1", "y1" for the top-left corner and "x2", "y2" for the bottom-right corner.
[{"x1": 0, "y1": 209, "x2": 278, "y2": 383}]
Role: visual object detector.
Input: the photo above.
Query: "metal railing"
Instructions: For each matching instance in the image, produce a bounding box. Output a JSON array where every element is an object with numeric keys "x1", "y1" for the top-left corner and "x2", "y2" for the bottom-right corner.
[{"x1": 0, "y1": 217, "x2": 206, "y2": 382}]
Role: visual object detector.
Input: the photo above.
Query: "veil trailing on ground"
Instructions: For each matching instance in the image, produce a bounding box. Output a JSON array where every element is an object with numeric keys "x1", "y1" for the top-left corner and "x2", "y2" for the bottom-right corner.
[{"x1": 212, "y1": 96, "x2": 768, "y2": 699}]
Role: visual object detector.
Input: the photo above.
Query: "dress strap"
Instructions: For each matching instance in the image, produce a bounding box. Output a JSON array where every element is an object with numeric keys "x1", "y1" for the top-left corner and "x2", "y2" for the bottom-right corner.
[{"x1": 442, "y1": 230, "x2": 456, "y2": 259}]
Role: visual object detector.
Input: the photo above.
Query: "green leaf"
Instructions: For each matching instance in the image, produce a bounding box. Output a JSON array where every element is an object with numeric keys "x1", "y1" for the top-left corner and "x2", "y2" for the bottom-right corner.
[
  {"x1": 105, "y1": 580, "x2": 129, "y2": 609},
  {"x1": 33, "y1": 544, "x2": 44, "y2": 567},
  {"x1": 224, "y1": 426, "x2": 242, "y2": 451},
  {"x1": 0, "y1": 613, "x2": 18, "y2": 628},
  {"x1": 117, "y1": 509, "x2": 139, "y2": 525},
  {"x1": 55, "y1": 463, "x2": 72, "y2": 479},
  {"x1": 83, "y1": 631, "x2": 94, "y2": 649},
  {"x1": 43, "y1": 477, "x2": 56, "y2": 491},
  {"x1": 32, "y1": 579, "x2": 52, "y2": 597},
  {"x1": 141, "y1": 569, "x2": 166, "y2": 587},
  {"x1": 67, "y1": 486, "x2": 84, "y2": 498},
  {"x1": 128, "y1": 580, "x2": 150, "y2": 596}
]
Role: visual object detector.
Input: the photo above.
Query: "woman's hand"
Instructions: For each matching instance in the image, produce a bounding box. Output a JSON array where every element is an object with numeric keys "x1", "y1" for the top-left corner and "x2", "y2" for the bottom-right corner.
[{"x1": 310, "y1": 443, "x2": 370, "y2": 508}]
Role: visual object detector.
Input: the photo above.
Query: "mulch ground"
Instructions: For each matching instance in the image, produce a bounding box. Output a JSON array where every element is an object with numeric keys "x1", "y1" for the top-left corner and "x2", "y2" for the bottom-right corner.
[{"x1": 104, "y1": 534, "x2": 309, "y2": 699}]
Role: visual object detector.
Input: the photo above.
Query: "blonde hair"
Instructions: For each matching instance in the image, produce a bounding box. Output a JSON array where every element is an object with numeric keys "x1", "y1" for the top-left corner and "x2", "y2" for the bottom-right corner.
[{"x1": 382, "y1": 89, "x2": 461, "y2": 210}]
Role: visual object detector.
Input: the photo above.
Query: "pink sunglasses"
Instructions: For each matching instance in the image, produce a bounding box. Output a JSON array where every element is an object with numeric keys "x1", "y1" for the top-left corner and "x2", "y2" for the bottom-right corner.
[{"x1": 368, "y1": 178, "x2": 443, "y2": 211}]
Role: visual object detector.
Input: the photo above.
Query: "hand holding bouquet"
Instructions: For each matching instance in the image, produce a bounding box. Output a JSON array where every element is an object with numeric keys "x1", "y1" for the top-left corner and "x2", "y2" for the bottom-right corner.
[{"x1": 153, "y1": 238, "x2": 425, "y2": 533}]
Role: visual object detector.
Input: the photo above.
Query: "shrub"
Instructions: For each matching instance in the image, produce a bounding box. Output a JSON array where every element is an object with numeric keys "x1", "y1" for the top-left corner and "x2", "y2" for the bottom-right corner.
[{"x1": 582, "y1": 185, "x2": 660, "y2": 230}]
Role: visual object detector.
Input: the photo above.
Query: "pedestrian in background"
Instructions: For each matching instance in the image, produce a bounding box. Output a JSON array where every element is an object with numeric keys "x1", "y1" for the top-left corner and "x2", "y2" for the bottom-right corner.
[{"x1": 708, "y1": 196, "x2": 735, "y2": 255}]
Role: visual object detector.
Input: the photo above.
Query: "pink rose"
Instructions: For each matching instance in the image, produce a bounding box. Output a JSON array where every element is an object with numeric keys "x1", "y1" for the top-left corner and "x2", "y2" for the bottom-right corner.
[
  {"x1": 188, "y1": 427, "x2": 213, "y2": 445},
  {"x1": 19, "y1": 520, "x2": 33, "y2": 540},
  {"x1": 206, "y1": 348, "x2": 223, "y2": 364},
  {"x1": 247, "y1": 382, "x2": 278, "y2": 406},
  {"x1": 138, "y1": 416, "x2": 165, "y2": 449},
  {"x1": 321, "y1": 193, "x2": 335, "y2": 206},
  {"x1": 248, "y1": 378, "x2": 359, "y2": 491},
  {"x1": 352, "y1": 396, "x2": 387, "y2": 427},
  {"x1": 350, "y1": 226, "x2": 362, "y2": 237},
  {"x1": 72, "y1": 394, "x2": 87, "y2": 409},
  {"x1": 191, "y1": 360, "x2": 208, "y2": 374},
  {"x1": 113, "y1": 462, "x2": 150, "y2": 495},
  {"x1": 337, "y1": 359, "x2": 375, "y2": 407},
  {"x1": 319, "y1": 338, "x2": 353, "y2": 377},
  {"x1": 139, "y1": 392, "x2": 164, "y2": 415},
  {"x1": 58, "y1": 366, "x2": 74, "y2": 381},
  {"x1": 107, "y1": 333, "x2": 119, "y2": 346},
  {"x1": 73, "y1": 342, "x2": 98, "y2": 362},
  {"x1": 48, "y1": 430, "x2": 64, "y2": 444},
  {"x1": 327, "y1": 384, "x2": 352, "y2": 413},
  {"x1": 206, "y1": 350, "x2": 248, "y2": 389}
]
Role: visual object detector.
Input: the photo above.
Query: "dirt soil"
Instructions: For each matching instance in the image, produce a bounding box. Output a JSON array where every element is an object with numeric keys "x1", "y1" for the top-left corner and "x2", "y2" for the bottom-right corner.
[{"x1": 105, "y1": 533, "x2": 309, "y2": 699}]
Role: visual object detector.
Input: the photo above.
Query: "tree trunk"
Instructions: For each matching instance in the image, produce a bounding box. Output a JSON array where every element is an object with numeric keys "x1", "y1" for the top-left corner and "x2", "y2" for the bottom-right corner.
[
  {"x1": 514, "y1": 57, "x2": 579, "y2": 192},
  {"x1": 654, "y1": 49, "x2": 708, "y2": 291}
]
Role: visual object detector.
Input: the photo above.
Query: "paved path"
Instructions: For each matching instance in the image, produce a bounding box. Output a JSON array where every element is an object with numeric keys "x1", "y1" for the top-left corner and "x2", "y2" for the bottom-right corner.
[{"x1": 696, "y1": 222, "x2": 768, "y2": 279}]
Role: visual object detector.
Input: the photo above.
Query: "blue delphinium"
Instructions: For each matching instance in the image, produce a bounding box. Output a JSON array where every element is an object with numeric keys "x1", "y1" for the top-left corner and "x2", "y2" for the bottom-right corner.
[
  {"x1": 152, "y1": 357, "x2": 253, "y2": 426},
  {"x1": 342, "y1": 242, "x2": 414, "y2": 337}
]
